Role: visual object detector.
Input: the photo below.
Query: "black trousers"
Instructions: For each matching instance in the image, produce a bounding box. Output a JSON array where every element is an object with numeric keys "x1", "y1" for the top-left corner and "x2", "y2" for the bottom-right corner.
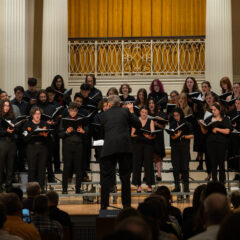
[
  {"x1": 171, "y1": 141, "x2": 190, "y2": 189},
  {"x1": 53, "y1": 134, "x2": 60, "y2": 171},
  {"x1": 0, "y1": 139, "x2": 16, "y2": 188},
  {"x1": 82, "y1": 137, "x2": 92, "y2": 178},
  {"x1": 26, "y1": 143, "x2": 48, "y2": 189},
  {"x1": 62, "y1": 142, "x2": 83, "y2": 190},
  {"x1": 207, "y1": 140, "x2": 227, "y2": 184},
  {"x1": 205, "y1": 151, "x2": 212, "y2": 175},
  {"x1": 132, "y1": 142, "x2": 155, "y2": 186},
  {"x1": 100, "y1": 153, "x2": 131, "y2": 208},
  {"x1": 16, "y1": 137, "x2": 26, "y2": 171}
]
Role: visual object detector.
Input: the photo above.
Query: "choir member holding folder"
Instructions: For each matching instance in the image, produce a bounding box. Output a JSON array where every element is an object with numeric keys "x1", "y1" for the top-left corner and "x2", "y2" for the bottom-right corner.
[
  {"x1": 22, "y1": 107, "x2": 52, "y2": 192},
  {"x1": 167, "y1": 108, "x2": 194, "y2": 193},
  {"x1": 85, "y1": 74, "x2": 103, "y2": 105},
  {"x1": 199, "y1": 102, "x2": 232, "y2": 184},
  {"x1": 59, "y1": 102, "x2": 87, "y2": 194},
  {"x1": 148, "y1": 79, "x2": 168, "y2": 109},
  {"x1": 119, "y1": 84, "x2": 135, "y2": 103},
  {"x1": 228, "y1": 97, "x2": 240, "y2": 180},
  {"x1": 131, "y1": 106, "x2": 156, "y2": 193},
  {"x1": 148, "y1": 98, "x2": 167, "y2": 181},
  {"x1": 51, "y1": 75, "x2": 72, "y2": 106},
  {"x1": 0, "y1": 100, "x2": 17, "y2": 193}
]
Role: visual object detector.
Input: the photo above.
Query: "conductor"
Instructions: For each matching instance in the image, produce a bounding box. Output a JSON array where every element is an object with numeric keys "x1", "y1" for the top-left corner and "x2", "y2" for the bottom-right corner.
[{"x1": 99, "y1": 95, "x2": 141, "y2": 209}]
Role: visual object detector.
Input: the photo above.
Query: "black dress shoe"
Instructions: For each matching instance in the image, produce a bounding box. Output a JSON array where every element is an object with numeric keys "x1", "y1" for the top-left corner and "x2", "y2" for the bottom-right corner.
[
  {"x1": 62, "y1": 189, "x2": 68, "y2": 194},
  {"x1": 55, "y1": 169, "x2": 62, "y2": 174},
  {"x1": 156, "y1": 176, "x2": 162, "y2": 181},
  {"x1": 75, "y1": 189, "x2": 83, "y2": 194},
  {"x1": 197, "y1": 163, "x2": 203, "y2": 170},
  {"x1": 233, "y1": 174, "x2": 240, "y2": 181},
  {"x1": 172, "y1": 186, "x2": 181, "y2": 192}
]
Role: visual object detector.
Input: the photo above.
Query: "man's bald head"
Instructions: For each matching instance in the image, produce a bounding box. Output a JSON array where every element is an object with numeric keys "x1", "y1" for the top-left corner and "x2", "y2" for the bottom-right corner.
[{"x1": 204, "y1": 193, "x2": 230, "y2": 225}]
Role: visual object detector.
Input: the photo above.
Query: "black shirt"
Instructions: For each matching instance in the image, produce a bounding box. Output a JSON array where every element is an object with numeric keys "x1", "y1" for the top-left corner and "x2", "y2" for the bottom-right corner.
[
  {"x1": 49, "y1": 206, "x2": 71, "y2": 227},
  {"x1": 23, "y1": 90, "x2": 38, "y2": 103},
  {"x1": 11, "y1": 98, "x2": 29, "y2": 115},
  {"x1": 205, "y1": 116, "x2": 232, "y2": 143},
  {"x1": 120, "y1": 95, "x2": 135, "y2": 102},
  {"x1": 58, "y1": 114, "x2": 86, "y2": 144},
  {"x1": 89, "y1": 87, "x2": 103, "y2": 105},
  {"x1": 22, "y1": 120, "x2": 50, "y2": 144},
  {"x1": 169, "y1": 120, "x2": 193, "y2": 146},
  {"x1": 0, "y1": 115, "x2": 16, "y2": 140}
]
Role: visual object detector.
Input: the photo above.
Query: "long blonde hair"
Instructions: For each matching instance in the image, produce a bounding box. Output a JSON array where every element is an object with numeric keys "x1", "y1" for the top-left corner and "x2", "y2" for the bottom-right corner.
[{"x1": 177, "y1": 93, "x2": 192, "y2": 116}]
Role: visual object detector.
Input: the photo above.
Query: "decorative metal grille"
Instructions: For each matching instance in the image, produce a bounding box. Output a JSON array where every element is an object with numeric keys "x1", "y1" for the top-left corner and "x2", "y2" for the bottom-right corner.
[{"x1": 68, "y1": 38, "x2": 205, "y2": 77}]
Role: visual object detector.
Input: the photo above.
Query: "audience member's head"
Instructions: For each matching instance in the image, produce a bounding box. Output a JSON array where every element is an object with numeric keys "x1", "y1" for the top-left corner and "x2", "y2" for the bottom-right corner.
[
  {"x1": 204, "y1": 193, "x2": 230, "y2": 226},
  {"x1": 0, "y1": 193, "x2": 22, "y2": 216},
  {"x1": 203, "y1": 181, "x2": 227, "y2": 200},
  {"x1": 115, "y1": 217, "x2": 152, "y2": 240},
  {"x1": 192, "y1": 184, "x2": 207, "y2": 210},
  {"x1": 11, "y1": 187, "x2": 24, "y2": 202},
  {"x1": 230, "y1": 191, "x2": 240, "y2": 209},
  {"x1": 46, "y1": 191, "x2": 59, "y2": 207},
  {"x1": 104, "y1": 230, "x2": 145, "y2": 240},
  {"x1": 116, "y1": 207, "x2": 142, "y2": 225},
  {"x1": 26, "y1": 182, "x2": 41, "y2": 198},
  {"x1": 33, "y1": 195, "x2": 49, "y2": 216},
  {"x1": 217, "y1": 213, "x2": 240, "y2": 240},
  {"x1": 0, "y1": 201, "x2": 7, "y2": 228},
  {"x1": 138, "y1": 195, "x2": 168, "y2": 228},
  {"x1": 155, "y1": 186, "x2": 172, "y2": 206}
]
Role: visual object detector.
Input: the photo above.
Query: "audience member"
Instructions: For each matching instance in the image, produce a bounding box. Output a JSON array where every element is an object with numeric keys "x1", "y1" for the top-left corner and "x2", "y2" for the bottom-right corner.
[
  {"x1": 22, "y1": 182, "x2": 41, "y2": 212},
  {"x1": 155, "y1": 186, "x2": 182, "y2": 229},
  {"x1": 217, "y1": 213, "x2": 240, "y2": 240},
  {"x1": 32, "y1": 195, "x2": 63, "y2": 239},
  {"x1": 182, "y1": 184, "x2": 206, "y2": 239},
  {"x1": 0, "y1": 193, "x2": 40, "y2": 240},
  {"x1": 46, "y1": 191, "x2": 72, "y2": 227},
  {"x1": 189, "y1": 193, "x2": 230, "y2": 240},
  {"x1": 115, "y1": 217, "x2": 152, "y2": 240},
  {"x1": 230, "y1": 191, "x2": 240, "y2": 210},
  {"x1": 0, "y1": 201, "x2": 23, "y2": 240}
]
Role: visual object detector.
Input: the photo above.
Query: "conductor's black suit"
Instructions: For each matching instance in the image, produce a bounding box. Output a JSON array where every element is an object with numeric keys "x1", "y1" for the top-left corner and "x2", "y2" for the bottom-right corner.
[{"x1": 99, "y1": 106, "x2": 141, "y2": 209}]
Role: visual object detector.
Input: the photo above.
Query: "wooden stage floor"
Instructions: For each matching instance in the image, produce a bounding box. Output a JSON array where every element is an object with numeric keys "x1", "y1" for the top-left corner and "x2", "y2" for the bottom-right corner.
[{"x1": 58, "y1": 195, "x2": 192, "y2": 215}]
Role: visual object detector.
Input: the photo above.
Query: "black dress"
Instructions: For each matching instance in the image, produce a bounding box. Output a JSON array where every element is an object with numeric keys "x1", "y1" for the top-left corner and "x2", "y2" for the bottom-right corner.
[
  {"x1": 205, "y1": 116, "x2": 232, "y2": 183},
  {"x1": 132, "y1": 118, "x2": 155, "y2": 186},
  {"x1": 228, "y1": 109, "x2": 240, "y2": 171},
  {"x1": 149, "y1": 111, "x2": 166, "y2": 158},
  {"x1": 0, "y1": 116, "x2": 17, "y2": 191},
  {"x1": 170, "y1": 120, "x2": 193, "y2": 191},
  {"x1": 120, "y1": 95, "x2": 135, "y2": 102}
]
